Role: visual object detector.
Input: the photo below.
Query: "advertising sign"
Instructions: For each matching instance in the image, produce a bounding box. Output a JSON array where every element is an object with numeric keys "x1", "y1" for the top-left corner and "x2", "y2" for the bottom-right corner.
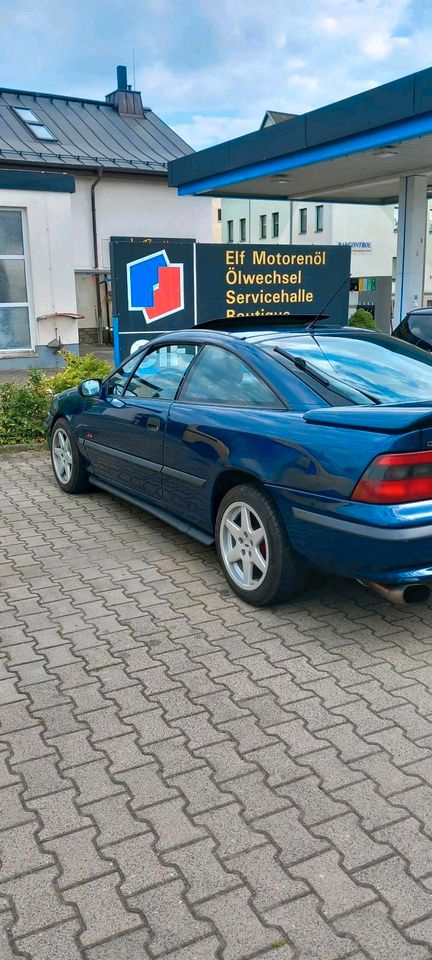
[
  {"x1": 110, "y1": 237, "x2": 195, "y2": 359},
  {"x1": 110, "y1": 238, "x2": 350, "y2": 361},
  {"x1": 196, "y1": 244, "x2": 350, "y2": 325}
]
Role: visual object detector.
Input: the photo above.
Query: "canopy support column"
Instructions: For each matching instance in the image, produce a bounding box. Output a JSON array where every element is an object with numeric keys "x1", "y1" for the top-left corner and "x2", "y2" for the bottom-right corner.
[{"x1": 394, "y1": 176, "x2": 428, "y2": 326}]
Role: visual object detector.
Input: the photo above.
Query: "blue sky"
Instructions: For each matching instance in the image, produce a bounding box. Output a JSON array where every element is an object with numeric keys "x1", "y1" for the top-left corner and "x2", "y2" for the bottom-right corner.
[{"x1": 0, "y1": 0, "x2": 431, "y2": 149}]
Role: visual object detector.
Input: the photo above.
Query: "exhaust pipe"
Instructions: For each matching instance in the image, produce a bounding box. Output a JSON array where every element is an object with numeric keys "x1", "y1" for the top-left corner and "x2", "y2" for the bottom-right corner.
[{"x1": 359, "y1": 580, "x2": 431, "y2": 605}]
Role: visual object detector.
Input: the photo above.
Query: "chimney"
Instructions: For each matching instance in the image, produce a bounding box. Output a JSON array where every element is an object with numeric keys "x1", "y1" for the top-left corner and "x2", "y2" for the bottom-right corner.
[
  {"x1": 116, "y1": 65, "x2": 128, "y2": 91},
  {"x1": 106, "y1": 64, "x2": 144, "y2": 117}
]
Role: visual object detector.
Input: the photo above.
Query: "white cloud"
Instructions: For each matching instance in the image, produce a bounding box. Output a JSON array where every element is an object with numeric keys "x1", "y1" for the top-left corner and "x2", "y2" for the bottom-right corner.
[
  {"x1": 137, "y1": 0, "x2": 428, "y2": 146},
  {"x1": 0, "y1": 0, "x2": 430, "y2": 149},
  {"x1": 173, "y1": 114, "x2": 259, "y2": 151},
  {"x1": 361, "y1": 32, "x2": 410, "y2": 60},
  {"x1": 320, "y1": 16, "x2": 340, "y2": 34}
]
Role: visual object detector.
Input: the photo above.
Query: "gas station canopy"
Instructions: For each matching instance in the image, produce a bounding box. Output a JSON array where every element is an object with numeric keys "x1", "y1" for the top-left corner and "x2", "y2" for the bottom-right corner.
[{"x1": 168, "y1": 67, "x2": 432, "y2": 204}]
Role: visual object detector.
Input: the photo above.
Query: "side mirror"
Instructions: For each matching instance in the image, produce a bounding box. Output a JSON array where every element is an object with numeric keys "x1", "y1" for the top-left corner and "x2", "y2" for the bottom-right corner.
[{"x1": 79, "y1": 378, "x2": 102, "y2": 397}]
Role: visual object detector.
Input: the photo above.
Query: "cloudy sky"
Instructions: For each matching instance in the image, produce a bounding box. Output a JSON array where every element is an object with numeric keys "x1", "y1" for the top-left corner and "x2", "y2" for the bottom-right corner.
[{"x1": 0, "y1": 0, "x2": 431, "y2": 149}]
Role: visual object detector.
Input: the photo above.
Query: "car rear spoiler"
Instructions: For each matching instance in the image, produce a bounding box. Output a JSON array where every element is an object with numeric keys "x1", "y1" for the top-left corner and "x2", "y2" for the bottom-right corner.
[
  {"x1": 303, "y1": 405, "x2": 432, "y2": 433},
  {"x1": 193, "y1": 314, "x2": 329, "y2": 330}
]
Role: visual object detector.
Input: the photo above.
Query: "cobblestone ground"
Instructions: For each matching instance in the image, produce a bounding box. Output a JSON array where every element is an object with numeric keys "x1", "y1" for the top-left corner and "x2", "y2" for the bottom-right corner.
[{"x1": 3, "y1": 453, "x2": 432, "y2": 959}]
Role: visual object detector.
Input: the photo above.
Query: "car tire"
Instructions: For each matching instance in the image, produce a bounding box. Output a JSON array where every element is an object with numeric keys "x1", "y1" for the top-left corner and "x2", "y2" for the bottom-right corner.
[
  {"x1": 50, "y1": 418, "x2": 90, "y2": 494},
  {"x1": 215, "y1": 482, "x2": 307, "y2": 606}
]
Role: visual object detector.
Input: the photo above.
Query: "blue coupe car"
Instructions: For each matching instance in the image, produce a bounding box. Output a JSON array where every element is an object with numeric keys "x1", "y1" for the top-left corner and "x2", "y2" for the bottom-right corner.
[{"x1": 45, "y1": 318, "x2": 432, "y2": 607}]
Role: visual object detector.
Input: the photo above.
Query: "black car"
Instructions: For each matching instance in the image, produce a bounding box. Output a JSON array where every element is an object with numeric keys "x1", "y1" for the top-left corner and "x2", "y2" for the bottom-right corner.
[{"x1": 393, "y1": 307, "x2": 432, "y2": 350}]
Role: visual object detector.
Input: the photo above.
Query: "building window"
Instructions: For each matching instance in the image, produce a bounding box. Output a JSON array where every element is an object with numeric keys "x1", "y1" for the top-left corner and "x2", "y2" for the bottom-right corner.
[
  {"x1": 429, "y1": 209, "x2": 432, "y2": 234},
  {"x1": 394, "y1": 206, "x2": 398, "y2": 232},
  {"x1": 392, "y1": 256, "x2": 397, "y2": 280},
  {"x1": 299, "y1": 208, "x2": 307, "y2": 234},
  {"x1": 217, "y1": 207, "x2": 222, "y2": 222},
  {"x1": 227, "y1": 220, "x2": 234, "y2": 243},
  {"x1": 272, "y1": 212, "x2": 279, "y2": 238},
  {"x1": 0, "y1": 209, "x2": 31, "y2": 350},
  {"x1": 315, "y1": 205, "x2": 324, "y2": 232},
  {"x1": 13, "y1": 107, "x2": 57, "y2": 141},
  {"x1": 239, "y1": 218, "x2": 246, "y2": 242},
  {"x1": 259, "y1": 214, "x2": 267, "y2": 239}
]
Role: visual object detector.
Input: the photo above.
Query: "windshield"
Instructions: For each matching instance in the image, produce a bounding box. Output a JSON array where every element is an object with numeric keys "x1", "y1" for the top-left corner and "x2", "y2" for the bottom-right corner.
[{"x1": 264, "y1": 333, "x2": 432, "y2": 404}]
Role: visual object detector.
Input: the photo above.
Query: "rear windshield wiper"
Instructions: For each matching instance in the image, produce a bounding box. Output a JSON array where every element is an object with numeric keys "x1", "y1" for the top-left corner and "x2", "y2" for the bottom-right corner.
[
  {"x1": 274, "y1": 345, "x2": 381, "y2": 404},
  {"x1": 274, "y1": 346, "x2": 330, "y2": 387},
  {"x1": 355, "y1": 389, "x2": 381, "y2": 404}
]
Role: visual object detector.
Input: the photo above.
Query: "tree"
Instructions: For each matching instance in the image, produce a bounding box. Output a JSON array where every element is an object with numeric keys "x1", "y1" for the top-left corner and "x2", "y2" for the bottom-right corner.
[{"x1": 348, "y1": 308, "x2": 379, "y2": 330}]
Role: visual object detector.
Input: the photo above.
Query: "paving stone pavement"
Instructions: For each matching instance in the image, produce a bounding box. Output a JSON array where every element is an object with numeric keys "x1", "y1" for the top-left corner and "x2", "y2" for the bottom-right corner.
[{"x1": 4, "y1": 453, "x2": 432, "y2": 958}]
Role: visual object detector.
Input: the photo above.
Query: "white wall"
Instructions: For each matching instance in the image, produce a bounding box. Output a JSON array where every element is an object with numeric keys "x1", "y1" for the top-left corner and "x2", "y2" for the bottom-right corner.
[
  {"x1": 292, "y1": 201, "x2": 333, "y2": 245},
  {"x1": 72, "y1": 175, "x2": 214, "y2": 272},
  {"x1": 221, "y1": 196, "x2": 397, "y2": 278},
  {"x1": 1, "y1": 175, "x2": 213, "y2": 357},
  {"x1": 212, "y1": 199, "x2": 222, "y2": 243},
  {"x1": 332, "y1": 203, "x2": 395, "y2": 276},
  {"x1": 0, "y1": 188, "x2": 77, "y2": 352},
  {"x1": 223, "y1": 199, "x2": 291, "y2": 244},
  {"x1": 425, "y1": 213, "x2": 432, "y2": 302}
]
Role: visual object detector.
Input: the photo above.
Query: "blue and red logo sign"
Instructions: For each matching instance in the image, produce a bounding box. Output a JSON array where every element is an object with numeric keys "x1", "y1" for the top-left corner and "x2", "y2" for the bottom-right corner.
[{"x1": 127, "y1": 248, "x2": 184, "y2": 324}]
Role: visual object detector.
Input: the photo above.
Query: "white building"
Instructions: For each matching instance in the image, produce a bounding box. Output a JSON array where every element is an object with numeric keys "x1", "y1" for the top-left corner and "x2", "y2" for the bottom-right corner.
[
  {"x1": 0, "y1": 66, "x2": 213, "y2": 371},
  {"x1": 221, "y1": 196, "x2": 395, "y2": 272}
]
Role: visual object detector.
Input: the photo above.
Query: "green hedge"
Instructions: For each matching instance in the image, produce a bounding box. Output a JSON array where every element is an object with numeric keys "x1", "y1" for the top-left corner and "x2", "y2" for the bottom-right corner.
[{"x1": 0, "y1": 350, "x2": 112, "y2": 446}]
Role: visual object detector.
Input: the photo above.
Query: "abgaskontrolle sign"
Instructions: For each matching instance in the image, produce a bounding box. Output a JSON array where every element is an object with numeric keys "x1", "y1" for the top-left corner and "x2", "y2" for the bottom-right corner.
[{"x1": 110, "y1": 238, "x2": 350, "y2": 360}]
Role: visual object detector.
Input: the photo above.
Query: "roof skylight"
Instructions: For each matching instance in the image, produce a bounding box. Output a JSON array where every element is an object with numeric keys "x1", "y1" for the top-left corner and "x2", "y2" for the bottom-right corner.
[{"x1": 13, "y1": 107, "x2": 57, "y2": 141}]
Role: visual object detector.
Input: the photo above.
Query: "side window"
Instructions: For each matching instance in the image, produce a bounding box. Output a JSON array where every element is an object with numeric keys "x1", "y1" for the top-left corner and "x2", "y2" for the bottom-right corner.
[
  {"x1": 408, "y1": 313, "x2": 432, "y2": 345},
  {"x1": 124, "y1": 344, "x2": 199, "y2": 400},
  {"x1": 105, "y1": 354, "x2": 143, "y2": 397},
  {"x1": 180, "y1": 345, "x2": 282, "y2": 407}
]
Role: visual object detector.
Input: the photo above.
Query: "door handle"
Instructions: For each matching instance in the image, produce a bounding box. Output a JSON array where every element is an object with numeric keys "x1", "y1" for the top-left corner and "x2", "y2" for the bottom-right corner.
[{"x1": 147, "y1": 417, "x2": 160, "y2": 431}]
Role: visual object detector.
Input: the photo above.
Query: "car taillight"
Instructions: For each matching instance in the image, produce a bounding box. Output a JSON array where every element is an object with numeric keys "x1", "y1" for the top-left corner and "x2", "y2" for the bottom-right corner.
[{"x1": 352, "y1": 451, "x2": 432, "y2": 504}]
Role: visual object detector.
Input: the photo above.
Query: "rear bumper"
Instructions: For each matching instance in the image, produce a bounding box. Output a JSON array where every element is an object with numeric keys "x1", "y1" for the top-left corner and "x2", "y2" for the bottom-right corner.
[
  {"x1": 292, "y1": 506, "x2": 432, "y2": 543},
  {"x1": 267, "y1": 485, "x2": 432, "y2": 586},
  {"x1": 360, "y1": 566, "x2": 432, "y2": 587}
]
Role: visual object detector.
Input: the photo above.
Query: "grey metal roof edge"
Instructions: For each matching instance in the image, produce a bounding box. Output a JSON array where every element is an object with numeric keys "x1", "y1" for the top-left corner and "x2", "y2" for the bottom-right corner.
[
  {"x1": 168, "y1": 65, "x2": 432, "y2": 188},
  {"x1": 0, "y1": 157, "x2": 168, "y2": 177},
  {"x1": 0, "y1": 86, "x2": 113, "y2": 108}
]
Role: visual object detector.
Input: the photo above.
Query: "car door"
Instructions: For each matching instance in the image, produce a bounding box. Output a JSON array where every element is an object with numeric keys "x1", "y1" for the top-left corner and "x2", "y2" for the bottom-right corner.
[
  {"x1": 79, "y1": 343, "x2": 198, "y2": 500},
  {"x1": 163, "y1": 344, "x2": 284, "y2": 530},
  {"x1": 76, "y1": 352, "x2": 144, "y2": 489}
]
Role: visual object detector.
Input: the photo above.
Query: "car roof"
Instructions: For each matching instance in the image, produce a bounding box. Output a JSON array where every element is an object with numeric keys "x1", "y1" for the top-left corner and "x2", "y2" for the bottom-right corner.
[
  {"x1": 190, "y1": 316, "x2": 389, "y2": 344},
  {"x1": 405, "y1": 308, "x2": 432, "y2": 316},
  {"x1": 149, "y1": 324, "x2": 389, "y2": 350}
]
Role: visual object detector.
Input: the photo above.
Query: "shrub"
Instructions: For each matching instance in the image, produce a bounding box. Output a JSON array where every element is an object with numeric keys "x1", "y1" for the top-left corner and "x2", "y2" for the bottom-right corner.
[
  {"x1": 0, "y1": 350, "x2": 112, "y2": 446},
  {"x1": 0, "y1": 370, "x2": 51, "y2": 445},
  {"x1": 348, "y1": 308, "x2": 379, "y2": 331},
  {"x1": 47, "y1": 349, "x2": 112, "y2": 395}
]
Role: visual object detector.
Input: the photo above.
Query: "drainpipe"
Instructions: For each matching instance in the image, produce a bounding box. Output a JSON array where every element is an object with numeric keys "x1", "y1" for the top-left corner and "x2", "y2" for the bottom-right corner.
[{"x1": 90, "y1": 168, "x2": 103, "y2": 343}]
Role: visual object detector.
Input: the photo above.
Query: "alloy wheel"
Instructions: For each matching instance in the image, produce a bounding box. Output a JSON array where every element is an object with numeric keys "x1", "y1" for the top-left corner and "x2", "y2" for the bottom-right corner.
[
  {"x1": 220, "y1": 500, "x2": 269, "y2": 591},
  {"x1": 52, "y1": 428, "x2": 73, "y2": 485}
]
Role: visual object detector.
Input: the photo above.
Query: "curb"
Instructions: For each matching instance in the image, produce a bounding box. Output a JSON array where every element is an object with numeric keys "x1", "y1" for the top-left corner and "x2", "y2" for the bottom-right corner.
[{"x1": 0, "y1": 442, "x2": 48, "y2": 455}]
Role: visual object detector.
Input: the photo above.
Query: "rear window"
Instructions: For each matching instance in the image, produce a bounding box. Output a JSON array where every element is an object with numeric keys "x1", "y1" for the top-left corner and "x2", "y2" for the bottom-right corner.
[{"x1": 264, "y1": 333, "x2": 432, "y2": 404}]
